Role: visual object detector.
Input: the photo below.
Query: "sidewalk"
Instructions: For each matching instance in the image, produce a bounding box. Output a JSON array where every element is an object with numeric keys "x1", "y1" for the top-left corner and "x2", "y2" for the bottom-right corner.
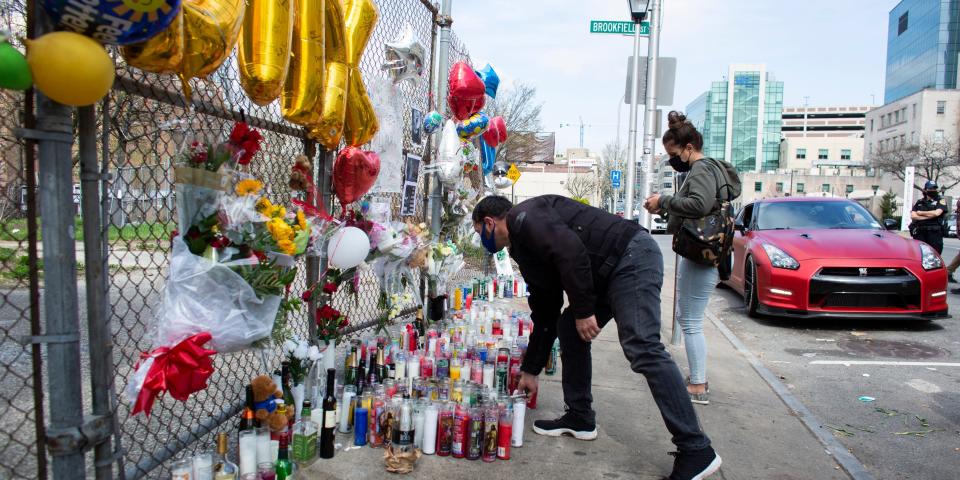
[{"x1": 301, "y1": 294, "x2": 848, "y2": 480}]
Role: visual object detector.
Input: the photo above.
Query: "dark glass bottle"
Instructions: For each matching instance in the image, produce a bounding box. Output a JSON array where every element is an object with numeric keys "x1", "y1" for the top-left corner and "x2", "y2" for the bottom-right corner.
[
  {"x1": 239, "y1": 384, "x2": 256, "y2": 431},
  {"x1": 320, "y1": 368, "x2": 337, "y2": 459}
]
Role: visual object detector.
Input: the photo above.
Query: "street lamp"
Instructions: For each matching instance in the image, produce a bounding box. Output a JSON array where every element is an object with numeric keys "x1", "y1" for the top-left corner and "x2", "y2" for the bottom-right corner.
[{"x1": 627, "y1": 0, "x2": 649, "y2": 21}]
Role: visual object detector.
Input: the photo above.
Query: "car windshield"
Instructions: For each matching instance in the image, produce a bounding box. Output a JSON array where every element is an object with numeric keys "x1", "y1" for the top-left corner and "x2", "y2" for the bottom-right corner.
[{"x1": 755, "y1": 201, "x2": 883, "y2": 230}]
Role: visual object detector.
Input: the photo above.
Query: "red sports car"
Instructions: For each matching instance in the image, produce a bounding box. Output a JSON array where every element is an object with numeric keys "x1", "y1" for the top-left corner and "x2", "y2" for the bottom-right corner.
[{"x1": 724, "y1": 197, "x2": 949, "y2": 320}]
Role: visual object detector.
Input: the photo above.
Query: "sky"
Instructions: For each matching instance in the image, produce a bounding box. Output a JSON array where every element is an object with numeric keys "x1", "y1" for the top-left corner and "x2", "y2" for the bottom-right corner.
[{"x1": 452, "y1": 0, "x2": 900, "y2": 156}]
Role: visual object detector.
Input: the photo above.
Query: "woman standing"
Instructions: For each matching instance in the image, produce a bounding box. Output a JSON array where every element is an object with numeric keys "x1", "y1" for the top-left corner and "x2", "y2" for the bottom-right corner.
[{"x1": 643, "y1": 111, "x2": 741, "y2": 405}]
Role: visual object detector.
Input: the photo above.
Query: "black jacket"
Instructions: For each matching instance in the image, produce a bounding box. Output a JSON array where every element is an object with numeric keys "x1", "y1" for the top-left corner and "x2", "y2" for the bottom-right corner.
[{"x1": 506, "y1": 195, "x2": 641, "y2": 375}]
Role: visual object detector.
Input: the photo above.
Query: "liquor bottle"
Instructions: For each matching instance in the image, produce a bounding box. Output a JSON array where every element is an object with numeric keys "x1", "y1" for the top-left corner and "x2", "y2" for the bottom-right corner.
[
  {"x1": 320, "y1": 368, "x2": 337, "y2": 459},
  {"x1": 544, "y1": 339, "x2": 558, "y2": 376},
  {"x1": 376, "y1": 346, "x2": 389, "y2": 383},
  {"x1": 239, "y1": 384, "x2": 256, "y2": 431},
  {"x1": 213, "y1": 432, "x2": 238, "y2": 480},
  {"x1": 357, "y1": 355, "x2": 367, "y2": 392},
  {"x1": 394, "y1": 395, "x2": 414, "y2": 452},
  {"x1": 292, "y1": 400, "x2": 317, "y2": 467},
  {"x1": 414, "y1": 308, "x2": 425, "y2": 337},
  {"x1": 344, "y1": 352, "x2": 357, "y2": 388},
  {"x1": 274, "y1": 432, "x2": 295, "y2": 480}
]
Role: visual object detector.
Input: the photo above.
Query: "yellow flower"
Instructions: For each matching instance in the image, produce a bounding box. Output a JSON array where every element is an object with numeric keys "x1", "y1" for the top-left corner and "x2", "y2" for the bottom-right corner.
[
  {"x1": 277, "y1": 239, "x2": 296, "y2": 255},
  {"x1": 296, "y1": 210, "x2": 308, "y2": 231},
  {"x1": 268, "y1": 218, "x2": 294, "y2": 242},
  {"x1": 235, "y1": 179, "x2": 263, "y2": 196},
  {"x1": 256, "y1": 197, "x2": 273, "y2": 214}
]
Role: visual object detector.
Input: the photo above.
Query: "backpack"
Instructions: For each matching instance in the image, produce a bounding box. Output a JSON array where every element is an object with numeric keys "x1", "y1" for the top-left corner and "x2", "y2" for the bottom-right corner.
[{"x1": 671, "y1": 159, "x2": 737, "y2": 272}]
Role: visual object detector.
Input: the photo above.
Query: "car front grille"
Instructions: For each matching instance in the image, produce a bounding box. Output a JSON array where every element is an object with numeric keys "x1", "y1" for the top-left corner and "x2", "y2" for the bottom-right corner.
[{"x1": 809, "y1": 267, "x2": 921, "y2": 310}]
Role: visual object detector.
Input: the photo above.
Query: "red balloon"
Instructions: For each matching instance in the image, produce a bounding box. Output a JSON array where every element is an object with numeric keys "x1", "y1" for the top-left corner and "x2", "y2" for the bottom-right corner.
[
  {"x1": 333, "y1": 146, "x2": 381, "y2": 206},
  {"x1": 447, "y1": 61, "x2": 486, "y2": 120},
  {"x1": 483, "y1": 116, "x2": 507, "y2": 147}
]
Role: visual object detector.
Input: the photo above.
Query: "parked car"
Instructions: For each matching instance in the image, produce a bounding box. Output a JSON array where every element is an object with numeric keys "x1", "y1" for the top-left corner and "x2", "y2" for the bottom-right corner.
[
  {"x1": 651, "y1": 214, "x2": 668, "y2": 234},
  {"x1": 948, "y1": 213, "x2": 957, "y2": 238},
  {"x1": 723, "y1": 197, "x2": 949, "y2": 320}
]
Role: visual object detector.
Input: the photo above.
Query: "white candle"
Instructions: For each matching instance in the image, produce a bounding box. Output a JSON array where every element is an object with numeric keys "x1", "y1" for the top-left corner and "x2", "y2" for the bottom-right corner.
[
  {"x1": 255, "y1": 428, "x2": 271, "y2": 465},
  {"x1": 407, "y1": 354, "x2": 420, "y2": 378},
  {"x1": 422, "y1": 404, "x2": 438, "y2": 455},
  {"x1": 339, "y1": 390, "x2": 355, "y2": 433},
  {"x1": 460, "y1": 362, "x2": 471, "y2": 384},
  {"x1": 395, "y1": 356, "x2": 406, "y2": 380},
  {"x1": 192, "y1": 453, "x2": 213, "y2": 480},
  {"x1": 482, "y1": 364, "x2": 495, "y2": 390},
  {"x1": 427, "y1": 337, "x2": 437, "y2": 357},
  {"x1": 239, "y1": 431, "x2": 257, "y2": 477},
  {"x1": 512, "y1": 399, "x2": 526, "y2": 447}
]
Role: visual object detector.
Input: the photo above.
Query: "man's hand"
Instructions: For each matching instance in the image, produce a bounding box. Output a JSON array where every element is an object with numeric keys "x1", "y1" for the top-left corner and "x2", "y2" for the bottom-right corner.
[
  {"x1": 516, "y1": 372, "x2": 539, "y2": 399},
  {"x1": 576, "y1": 315, "x2": 601, "y2": 342}
]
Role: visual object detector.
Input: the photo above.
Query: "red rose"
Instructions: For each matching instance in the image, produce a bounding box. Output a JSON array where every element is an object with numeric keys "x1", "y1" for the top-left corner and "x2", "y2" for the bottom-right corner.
[
  {"x1": 252, "y1": 250, "x2": 267, "y2": 262},
  {"x1": 317, "y1": 305, "x2": 340, "y2": 323},
  {"x1": 301, "y1": 289, "x2": 314, "y2": 302},
  {"x1": 230, "y1": 122, "x2": 250, "y2": 145},
  {"x1": 322, "y1": 282, "x2": 338, "y2": 295}
]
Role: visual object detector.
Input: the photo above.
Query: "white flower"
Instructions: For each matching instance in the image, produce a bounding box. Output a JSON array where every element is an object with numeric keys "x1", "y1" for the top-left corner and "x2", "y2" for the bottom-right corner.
[
  {"x1": 308, "y1": 346, "x2": 322, "y2": 361},
  {"x1": 294, "y1": 344, "x2": 309, "y2": 360},
  {"x1": 283, "y1": 340, "x2": 297, "y2": 353}
]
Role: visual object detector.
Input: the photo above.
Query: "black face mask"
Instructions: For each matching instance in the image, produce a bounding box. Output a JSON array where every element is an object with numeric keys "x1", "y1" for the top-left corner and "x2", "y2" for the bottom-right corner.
[
  {"x1": 927, "y1": 191, "x2": 940, "y2": 201},
  {"x1": 669, "y1": 155, "x2": 691, "y2": 172}
]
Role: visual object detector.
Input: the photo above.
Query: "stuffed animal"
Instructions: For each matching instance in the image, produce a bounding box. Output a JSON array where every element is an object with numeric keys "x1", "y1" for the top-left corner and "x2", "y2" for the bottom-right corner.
[{"x1": 250, "y1": 375, "x2": 292, "y2": 432}]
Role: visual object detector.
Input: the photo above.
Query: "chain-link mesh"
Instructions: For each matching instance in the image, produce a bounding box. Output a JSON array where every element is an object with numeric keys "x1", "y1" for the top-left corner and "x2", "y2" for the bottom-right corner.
[{"x1": 0, "y1": 0, "x2": 487, "y2": 478}]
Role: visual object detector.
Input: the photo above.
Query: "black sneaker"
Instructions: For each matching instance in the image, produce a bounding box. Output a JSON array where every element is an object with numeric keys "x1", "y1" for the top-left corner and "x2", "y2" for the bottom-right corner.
[
  {"x1": 668, "y1": 446, "x2": 722, "y2": 480},
  {"x1": 532, "y1": 412, "x2": 598, "y2": 440},
  {"x1": 951, "y1": 287, "x2": 960, "y2": 295}
]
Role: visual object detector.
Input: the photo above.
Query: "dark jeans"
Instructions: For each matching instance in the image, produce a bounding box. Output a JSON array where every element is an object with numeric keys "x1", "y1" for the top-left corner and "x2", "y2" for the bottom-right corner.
[{"x1": 557, "y1": 230, "x2": 711, "y2": 452}]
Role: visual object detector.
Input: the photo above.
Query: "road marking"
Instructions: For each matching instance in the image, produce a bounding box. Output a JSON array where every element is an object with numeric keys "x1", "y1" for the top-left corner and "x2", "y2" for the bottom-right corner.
[
  {"x1": 809, "y1": 360, "x2": 960, "y2": 367},
  {"x1": 905, "y1": 378, "x2": 942, "y2": 393},
  {"x1": 705, "y1": 308, "x2": 875, "y2": 480}
]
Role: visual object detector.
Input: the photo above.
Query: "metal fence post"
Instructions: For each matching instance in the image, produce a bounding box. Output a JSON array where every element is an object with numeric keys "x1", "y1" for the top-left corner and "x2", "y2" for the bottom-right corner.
[
  {"x1": 35, "y1": 76, "x2": 86, "y2": 480},
  {"x1": 79, "y1": 104, "x2": 118, "y2": 480}
]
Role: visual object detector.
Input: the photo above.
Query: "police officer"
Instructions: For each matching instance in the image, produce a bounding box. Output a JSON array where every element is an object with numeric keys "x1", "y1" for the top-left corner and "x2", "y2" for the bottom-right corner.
[{"x1": 910, "y1": 180, "x2": 947, "y2": 254}]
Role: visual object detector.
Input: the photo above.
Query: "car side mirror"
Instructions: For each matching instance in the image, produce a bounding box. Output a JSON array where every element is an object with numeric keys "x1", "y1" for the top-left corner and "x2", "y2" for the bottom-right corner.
[
  {"x1": 883, "y1": 219, "x2": 898, "y2": 231},
  {"x1": 734, "y1": 219, "x2": 746, "y2": 233}
]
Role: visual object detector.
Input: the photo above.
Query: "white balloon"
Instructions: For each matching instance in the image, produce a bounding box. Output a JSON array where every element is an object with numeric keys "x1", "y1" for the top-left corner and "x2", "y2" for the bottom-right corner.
[
  {"x1": 494, "y1": 176, "x2": 513, "y2": 189},
  {"x1": 327, "y1": 227, "x2": 370, "y2": 269},
  {"x1": 436, "y1": 120, "x2": 464, "y2": 187}
]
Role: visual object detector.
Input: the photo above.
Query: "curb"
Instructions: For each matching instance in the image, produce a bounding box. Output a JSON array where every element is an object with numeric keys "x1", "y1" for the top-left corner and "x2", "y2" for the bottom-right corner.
[{"x1": 705, "y1": 307, "x2": 876, "y2": 480}]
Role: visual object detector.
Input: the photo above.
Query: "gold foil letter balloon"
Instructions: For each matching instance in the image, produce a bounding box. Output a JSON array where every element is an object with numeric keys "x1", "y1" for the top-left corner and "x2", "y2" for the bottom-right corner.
[
  {"x1": 238, "y1": 0, "x2": 294, "y2": 106},
  {"x1": 281, "y1": 0, "x2": 325, "y2": 126},
  {"x1": 341, "y1": 0, "x2": 378, "y2": 146},
  {"x1": 121, "y1": 8, "x2": 184, "y2": 73},
  {"x1": 311, "y1": 0, "x2": 347, "y2": 149}
]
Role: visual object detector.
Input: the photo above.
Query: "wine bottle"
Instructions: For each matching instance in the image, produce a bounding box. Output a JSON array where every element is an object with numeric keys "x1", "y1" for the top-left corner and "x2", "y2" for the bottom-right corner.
[
  {"x1": 213, "y1": 432, "x2": 238, "y2": 480},
  {"x1": 320, "y1": 368, "x2": 337, "y2": 459},
  {"x1": 239, "y1": 384, "x2": 255, "y2": 431}
]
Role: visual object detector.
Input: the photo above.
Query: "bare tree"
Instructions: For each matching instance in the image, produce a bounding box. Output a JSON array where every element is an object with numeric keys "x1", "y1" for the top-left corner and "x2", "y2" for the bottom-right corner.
[
  {"x1": 596, "y1": 141, "x2": 626, "y2": 209},
  {"x1": 871, "y1": 137, "x2": 960, "y2": 191},
  {"x1": 484, "y1": 82, "x2": 545, "y2": 163},
  {"x1": 564, "y1": 173, "x2": 596, "y2": 201}
]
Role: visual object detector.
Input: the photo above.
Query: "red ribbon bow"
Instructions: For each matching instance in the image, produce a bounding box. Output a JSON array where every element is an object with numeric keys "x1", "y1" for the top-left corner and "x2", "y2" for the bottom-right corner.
[{"x1": 132, "y1": 332, "x2": 217, "y2": 416}]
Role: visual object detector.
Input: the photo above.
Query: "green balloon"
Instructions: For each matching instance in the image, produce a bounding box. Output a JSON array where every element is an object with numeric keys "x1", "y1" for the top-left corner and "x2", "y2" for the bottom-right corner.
[{"x1": 0, "y1": 41, "x2": 32, "y2": 91}]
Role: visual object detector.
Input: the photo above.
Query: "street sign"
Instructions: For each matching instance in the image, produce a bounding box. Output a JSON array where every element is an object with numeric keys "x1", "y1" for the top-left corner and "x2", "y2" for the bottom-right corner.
[
  {"x1": 506, "y1": 164, "x2": 521, "y2": 184},
  {"x1": 589, "y1": 20, "x2": 649, "y2": 36},
  {"x1": 611, "y1": 170, "x2": 622, "y2": 188},
  {"x1": 624, "y1": 56, "x2": 677, "y2": 106}
]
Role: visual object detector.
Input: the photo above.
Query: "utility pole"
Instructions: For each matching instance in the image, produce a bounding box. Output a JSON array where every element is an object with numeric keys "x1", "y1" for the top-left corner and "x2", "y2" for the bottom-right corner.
[
  {"x1": 431, "y1": 0, "x2": 452, "y2": 240},
  {"x1": 637, "y1": 0, "x2": 661, "y2": 227},
  {"x1": 624, "y1": 2, "x2": 646, "y2": 221}
]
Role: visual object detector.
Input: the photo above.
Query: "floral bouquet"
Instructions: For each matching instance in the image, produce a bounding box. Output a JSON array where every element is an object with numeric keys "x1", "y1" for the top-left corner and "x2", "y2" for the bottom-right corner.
[
  {"x1": 303, "y1": 268, "x2": 351, "y2": 344},
  {"x1": 283, "y1": 336, "x2": 322, "y2": 420},
  {"x1": 427, "y1": 240, "x2": 464, "y2": 297},
  {"x1": 174, "y1": 122, "x2": 263, "y2": 235}
]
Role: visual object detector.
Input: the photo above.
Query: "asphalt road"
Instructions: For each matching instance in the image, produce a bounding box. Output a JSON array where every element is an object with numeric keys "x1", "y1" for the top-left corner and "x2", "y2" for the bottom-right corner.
[{"x1": 650, "y1": 233, "x2": 960, "y2": 480}]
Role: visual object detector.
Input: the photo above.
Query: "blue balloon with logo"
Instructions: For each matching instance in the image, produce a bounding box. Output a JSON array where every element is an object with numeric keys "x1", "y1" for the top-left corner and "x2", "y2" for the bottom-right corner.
[
  {"x1": 43, "y1": 0, "x2": 182, "y2": 46},
  {"x1": 423, "y1": 110, "x2": 444, "y2": 134},
  {"x1": 475, "y1": 64, "x2": 500, "y2": 99},
  {"x1": 480, "y1": 137, "x2": 496, "y2": 175}
]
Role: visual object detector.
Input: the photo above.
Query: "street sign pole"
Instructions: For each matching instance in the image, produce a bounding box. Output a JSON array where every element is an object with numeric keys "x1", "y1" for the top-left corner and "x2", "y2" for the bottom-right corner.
[
  {"x1": 623, "y1": 13, "x2": 643, "y2": 221},
  {"x1": 639, "y1": 0, "x2": 661, "y2": 229}
]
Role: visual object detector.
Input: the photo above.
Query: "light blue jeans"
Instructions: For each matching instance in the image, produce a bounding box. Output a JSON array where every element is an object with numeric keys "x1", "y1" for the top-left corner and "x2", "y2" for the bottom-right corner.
[{"x1": 676, "y1": 257, "x2": 719, "y2": 385}]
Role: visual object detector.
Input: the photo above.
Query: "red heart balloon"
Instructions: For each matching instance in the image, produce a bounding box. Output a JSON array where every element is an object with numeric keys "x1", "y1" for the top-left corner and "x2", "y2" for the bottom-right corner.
[
  {"x1": 333, "y1": 146, "x2": 381, "y2": 206},
  {"x1": 483, "y1": 116, "x2": 507, "y2": 147},
  {"x1": 447, "y1": 62, "x2": 486, "y2": 120}
]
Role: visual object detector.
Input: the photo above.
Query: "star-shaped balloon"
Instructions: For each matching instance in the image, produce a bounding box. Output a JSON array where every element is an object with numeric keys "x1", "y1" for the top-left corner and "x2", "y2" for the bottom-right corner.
[{"x1": 382, "y1": 24, "x2": 426, "y2": 84}]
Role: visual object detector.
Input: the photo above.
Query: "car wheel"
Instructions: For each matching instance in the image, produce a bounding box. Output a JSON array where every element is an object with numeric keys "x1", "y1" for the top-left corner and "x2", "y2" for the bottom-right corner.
[{"x1": 744, "y1": 256, "x2": 760, "y2": 318}]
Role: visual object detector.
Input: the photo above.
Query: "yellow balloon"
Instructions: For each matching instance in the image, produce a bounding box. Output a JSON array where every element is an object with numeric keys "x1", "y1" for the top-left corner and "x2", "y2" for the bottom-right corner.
[
  {"x1": 342, "y1": 0, "x2": 377, "y2": 67},
  {"x1": 27, "y1": 32, "x2": 115, "y2": 107},
  {"x1": 121, "y1": 9, "x2": 184, "y2": 73},
  {"x1": 238, "y1": 0, "x2": 295, "y2": 106},
  {"x1": 343, "y1": 67, "x2": 378, "y2": 146},
  {"x1": 281, "y1": 0, "x2": 325, "y2": 126},
  {"x1": 325, "y1": 0, "x2": 346, "y2": 64},
  {"x1": 312, "y1": 62, "x2": 348, "y2": 150}
]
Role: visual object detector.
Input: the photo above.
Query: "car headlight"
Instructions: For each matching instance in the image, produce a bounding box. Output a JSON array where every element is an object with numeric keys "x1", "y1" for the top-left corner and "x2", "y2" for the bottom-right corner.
[
  {"x1": 762, "y1": 244, "x2": 800, "y2": 270},
  {"x1": 920, "y1": 243, "x2": 944, "y2": 270}
]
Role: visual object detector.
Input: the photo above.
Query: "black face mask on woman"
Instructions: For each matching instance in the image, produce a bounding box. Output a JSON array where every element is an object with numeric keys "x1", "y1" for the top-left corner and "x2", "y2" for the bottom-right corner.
[{"x1": 669, "y1": 155, "x2": 691, "y2": 172}]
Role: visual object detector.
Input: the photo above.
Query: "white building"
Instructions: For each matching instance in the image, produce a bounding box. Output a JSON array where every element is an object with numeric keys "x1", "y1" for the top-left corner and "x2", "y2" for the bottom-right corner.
[
  {"x1": 779, "y1": 105, "x2": 871, "y2": 171},
  {"x1": 864, "y1": 88, "x2": 960, "y2": 158},
  {"x1": 508, "y1": 164, "x2": 599, "y2": 206}
]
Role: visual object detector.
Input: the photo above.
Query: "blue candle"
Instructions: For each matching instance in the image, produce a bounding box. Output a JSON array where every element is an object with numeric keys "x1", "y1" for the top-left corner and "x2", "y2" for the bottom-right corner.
[{"x1": 354, "y1": 407, "x2": 368, "y2": 446}]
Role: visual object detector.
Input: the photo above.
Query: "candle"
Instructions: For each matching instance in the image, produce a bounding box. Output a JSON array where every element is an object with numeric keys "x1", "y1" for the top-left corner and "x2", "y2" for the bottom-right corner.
[
  {"x1": 192, "y1": 452, "x2": 213, "y2": 480},
  {"x1": 170, "y1": 459, "x2": 191, "y2": 480},
  {"x1": 354, "y1": 407, "x2": 368, "y2": 446},
  {"x1": 255, "y1": 427, "x2": 271, "y2": 466},
  {"x1": 422, "y1": 403, "x2": 438, "y2": 455},
  {"x1": 512, "y1": 397, "x2": 526, "y2": 447},
  {"x1": 407, "y1": 353, "x2": 420, "y2": 379},
  {"x1": 414, "y1": 399, "x2": 428, "y2": 449},
  {"x1": 460, "y1": 361, "x2": 471, "y2": 384},
  {"x1": 239, "y1": 430, "x2": 257, "y2": 477},
  {"x1": 395, "y1": 353, "x2": 407, "y2": 380},
  {"x1": 482, "y1": 364, "x2": 495, "y2": 390},
  {"x1": 340, "y1": 387, "x2": 356, "y2": 433}
]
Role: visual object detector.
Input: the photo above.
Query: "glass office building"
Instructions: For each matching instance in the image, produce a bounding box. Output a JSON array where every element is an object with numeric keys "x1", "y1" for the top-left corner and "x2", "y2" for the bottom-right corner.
[
  {"x1": 884, "y1": 0, "x2": 960, "y2": 103},
  {"x1": 684, "y1": 65, "x2": 783, "y2": 173}
]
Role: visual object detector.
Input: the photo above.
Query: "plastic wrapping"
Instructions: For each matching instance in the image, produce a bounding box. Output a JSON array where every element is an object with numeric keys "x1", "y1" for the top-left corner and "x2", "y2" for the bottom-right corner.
[{"x1": 154, "y1": 239, "x2": 282, "y2": 353}]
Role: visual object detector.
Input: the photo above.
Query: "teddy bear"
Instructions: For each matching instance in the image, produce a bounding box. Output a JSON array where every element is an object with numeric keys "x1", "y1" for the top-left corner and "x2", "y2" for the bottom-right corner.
[{"x1": 250, "y1": 375, "x2": 293, "y2": 432}]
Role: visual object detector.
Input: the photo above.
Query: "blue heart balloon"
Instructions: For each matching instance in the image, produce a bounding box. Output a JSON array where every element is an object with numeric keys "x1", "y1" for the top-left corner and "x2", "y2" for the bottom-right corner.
[
  {"x1": 475, "y1": 64, "x2": 500, "y2": 99},
  {"x1": 480, "y1": 137, "x2": 497, "y2": 175},
  {"x1": 43, "y1": 0, "x2": 182, "y2": 46}
]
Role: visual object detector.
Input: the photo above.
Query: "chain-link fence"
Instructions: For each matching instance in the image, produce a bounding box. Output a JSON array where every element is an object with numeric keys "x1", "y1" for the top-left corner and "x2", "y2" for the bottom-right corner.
[{"x1": 0, "y1": 0, "x2": 477, "y2": 478}]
